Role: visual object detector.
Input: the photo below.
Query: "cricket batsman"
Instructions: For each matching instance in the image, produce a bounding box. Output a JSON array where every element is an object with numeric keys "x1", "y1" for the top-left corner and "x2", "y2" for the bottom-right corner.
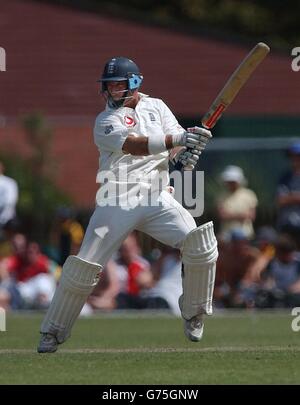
[{"x1": 38, "y1": 57, "x2": 218, "y2": 353}]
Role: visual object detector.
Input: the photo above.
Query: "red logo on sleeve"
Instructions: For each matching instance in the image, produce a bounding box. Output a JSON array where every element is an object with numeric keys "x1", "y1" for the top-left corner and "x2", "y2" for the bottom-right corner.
[{"x1": 124, "y1": 116, "x2": 136, "y2": 127}]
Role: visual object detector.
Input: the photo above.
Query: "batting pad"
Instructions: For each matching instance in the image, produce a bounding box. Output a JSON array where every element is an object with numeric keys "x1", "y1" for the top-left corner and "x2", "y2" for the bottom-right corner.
[
  {"x1": 40, "y1": 255, "x2": 102, "y2": 343},
  {"x1": 179, "y1": 221, "x2": 218, "y2": 320}
]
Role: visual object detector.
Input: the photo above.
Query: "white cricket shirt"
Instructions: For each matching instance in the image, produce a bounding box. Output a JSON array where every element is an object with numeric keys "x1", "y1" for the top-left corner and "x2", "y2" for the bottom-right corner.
[
  {"x1": 94, "y1": 93, "x2": 183, "y2": 201},
  {"x1": 0, "y1": 174, "x2": 18, "y2": 226}
]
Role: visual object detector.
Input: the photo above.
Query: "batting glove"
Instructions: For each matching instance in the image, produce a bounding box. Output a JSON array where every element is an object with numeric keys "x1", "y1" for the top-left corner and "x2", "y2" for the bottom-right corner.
[{"x1": 172, "y1": 126, "x2": 212, "y2": 150}]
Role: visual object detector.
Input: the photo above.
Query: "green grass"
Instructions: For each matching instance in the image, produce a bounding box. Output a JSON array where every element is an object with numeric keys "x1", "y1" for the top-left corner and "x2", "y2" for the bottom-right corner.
[{"x1": 0, "y1": 311, "x2": 299, "y2": 384}]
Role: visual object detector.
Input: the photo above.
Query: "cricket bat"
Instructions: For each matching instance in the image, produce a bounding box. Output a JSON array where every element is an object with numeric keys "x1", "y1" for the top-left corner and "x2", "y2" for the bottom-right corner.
[{"x1": 175, "y1": 42, "x2": 270, "y2": 170}]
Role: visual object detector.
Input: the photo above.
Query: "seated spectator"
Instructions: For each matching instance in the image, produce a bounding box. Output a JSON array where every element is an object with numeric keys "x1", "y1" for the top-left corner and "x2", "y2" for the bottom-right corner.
[
  {"x1": 244, "y1": 226, "x2": 277, "y2": 283},
  {"x1": 143, "y1": 246, "x2": 182, "y2": 316},
  {"x1": 256, "y1": 234, "x2": 300, "y2": 308},
  {"x1": 216, "y1": 165, "x2": 258, "y2": 241},
  {"x1": 88, "y1": 259, "x2": 120, "y2": 311},
  {"x1": 276, "y1": 142, "x2": 300, "y2": 248},
  {"x1": 214, "y1": 228, "x2": 260, "y2": 307},
  {"x1": 233, "y1": 226, "x2": 277, "y2": 307},
  {"x1": 0, "y1": 234, "x2": 61, "y2": 309},
  {"x1": 50, "y1": 206, "x2": 84, "y2": 265},
  {"x1": 0, "y1": 161, "x2": 18, "y2": 235},
  {"x1": 0, "y1": 218, "x2": 20, "y2": 259},
  {"x1": 115, "y1": 233, "x2": 153, "y2": 309}
]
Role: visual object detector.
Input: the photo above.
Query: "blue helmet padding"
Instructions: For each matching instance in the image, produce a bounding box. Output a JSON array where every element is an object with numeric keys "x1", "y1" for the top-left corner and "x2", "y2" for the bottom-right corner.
[{"x1": 128, "y1": 74, "x2": 143, "y2": 90}]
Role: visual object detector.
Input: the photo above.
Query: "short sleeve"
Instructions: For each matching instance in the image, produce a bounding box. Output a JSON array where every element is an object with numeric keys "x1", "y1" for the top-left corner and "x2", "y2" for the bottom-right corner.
[{"x1": 94, "y1": 117, "x2": 129, "y2": 153}]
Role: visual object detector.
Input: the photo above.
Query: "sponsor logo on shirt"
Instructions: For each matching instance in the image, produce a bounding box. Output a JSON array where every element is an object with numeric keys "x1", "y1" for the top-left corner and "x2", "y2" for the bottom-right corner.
[
  {"x1": 149, "y1": 112, "x2": 156, "y2": 121},
  {"x1": 124, "y1": 116, "x2": 136, "y2": 127}
]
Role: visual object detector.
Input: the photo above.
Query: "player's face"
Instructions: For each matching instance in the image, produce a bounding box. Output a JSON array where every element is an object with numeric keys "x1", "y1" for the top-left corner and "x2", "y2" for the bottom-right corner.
[{"x1": 106, "y1": 81, "x2": 127, "y2": 100}]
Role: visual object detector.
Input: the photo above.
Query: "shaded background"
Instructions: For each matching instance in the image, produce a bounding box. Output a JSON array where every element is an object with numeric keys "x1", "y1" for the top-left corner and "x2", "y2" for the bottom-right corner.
[{"x1": 0, "y1": 0, "x2": 299, "y2": 241}]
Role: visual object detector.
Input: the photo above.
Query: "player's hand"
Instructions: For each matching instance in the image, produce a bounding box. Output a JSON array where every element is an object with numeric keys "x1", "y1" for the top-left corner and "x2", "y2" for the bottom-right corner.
[
  {"x1": 172, "y1": 126, "x2": 212, "y2": 150},
  {"x1": 170, "y1": 147, "x2": 201, "y2": 170},
  {"x1": 187, "y1": 126, "x2": 212, "y2": 150}
]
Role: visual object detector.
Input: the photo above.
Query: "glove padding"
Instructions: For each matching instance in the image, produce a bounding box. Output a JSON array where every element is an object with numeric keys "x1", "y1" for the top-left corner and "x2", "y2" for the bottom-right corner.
[
  {"x1": 172, "y1": 126, "x2": 212, "y2": 150},
  {"x1": 170, "y1": 147, "x2": 202, "y2": 171}
]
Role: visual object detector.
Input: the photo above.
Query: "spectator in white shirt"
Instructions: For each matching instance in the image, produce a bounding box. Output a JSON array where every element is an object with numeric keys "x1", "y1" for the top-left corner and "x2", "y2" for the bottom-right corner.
[{"x1": 0, "y1": 162, "x2": 18, "y2": 230}]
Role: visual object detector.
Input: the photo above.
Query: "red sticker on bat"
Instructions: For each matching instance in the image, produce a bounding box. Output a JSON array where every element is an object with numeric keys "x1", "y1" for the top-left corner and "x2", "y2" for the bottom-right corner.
[{"x1": 203, "y1": 104, "x2": 226, "y2": 128}]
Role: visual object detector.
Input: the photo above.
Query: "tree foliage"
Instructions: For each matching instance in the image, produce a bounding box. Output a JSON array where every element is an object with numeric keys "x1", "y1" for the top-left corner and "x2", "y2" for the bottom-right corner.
[
  {"x1": 1, "y1": 113, "x2": 71, "y2": 241},
  {"x1": 115, "y1": 0, "x2": 300, "y2": 48},
  {"x1": 41, "y1": 0, "x2": 300, "y2": 49}
]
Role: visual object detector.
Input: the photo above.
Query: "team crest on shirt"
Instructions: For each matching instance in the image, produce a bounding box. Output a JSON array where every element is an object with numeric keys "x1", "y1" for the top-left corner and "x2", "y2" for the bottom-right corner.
[
  {"x1": 104, "y1": 125, "x2": 114, "y2": 134},
  {"x1": 124, "y1": 116, "x2": 136, "y2": 127}
]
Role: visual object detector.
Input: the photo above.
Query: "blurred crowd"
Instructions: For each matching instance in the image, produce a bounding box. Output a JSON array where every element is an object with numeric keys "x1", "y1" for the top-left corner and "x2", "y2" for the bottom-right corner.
[{"x1": 1, "y1": 141, "x2": 300, "y2": 313}]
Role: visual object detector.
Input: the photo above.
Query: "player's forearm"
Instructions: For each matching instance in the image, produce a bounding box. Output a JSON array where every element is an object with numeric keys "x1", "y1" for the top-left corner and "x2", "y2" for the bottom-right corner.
[
  {"x1": 122, "y1": 128, "x2": 211, "y2": 157},
  {"x1": 122, "y1": 134, "x2": 174, "y2": 156},
  {"x1": 122, "y1": 135, "x2": 149, "y2": 155}
]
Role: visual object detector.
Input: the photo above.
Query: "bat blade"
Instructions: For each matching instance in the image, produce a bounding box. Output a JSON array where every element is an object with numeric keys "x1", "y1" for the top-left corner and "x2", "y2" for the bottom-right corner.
[{"x1": 201, "y1": 42, "x2": 270, "y2": 129}]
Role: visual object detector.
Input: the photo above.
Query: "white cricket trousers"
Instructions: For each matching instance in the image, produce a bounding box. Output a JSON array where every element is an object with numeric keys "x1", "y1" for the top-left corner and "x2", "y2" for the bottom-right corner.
[{"x1": 78, "y1": 190, "x2": 197, "y2": 265}]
